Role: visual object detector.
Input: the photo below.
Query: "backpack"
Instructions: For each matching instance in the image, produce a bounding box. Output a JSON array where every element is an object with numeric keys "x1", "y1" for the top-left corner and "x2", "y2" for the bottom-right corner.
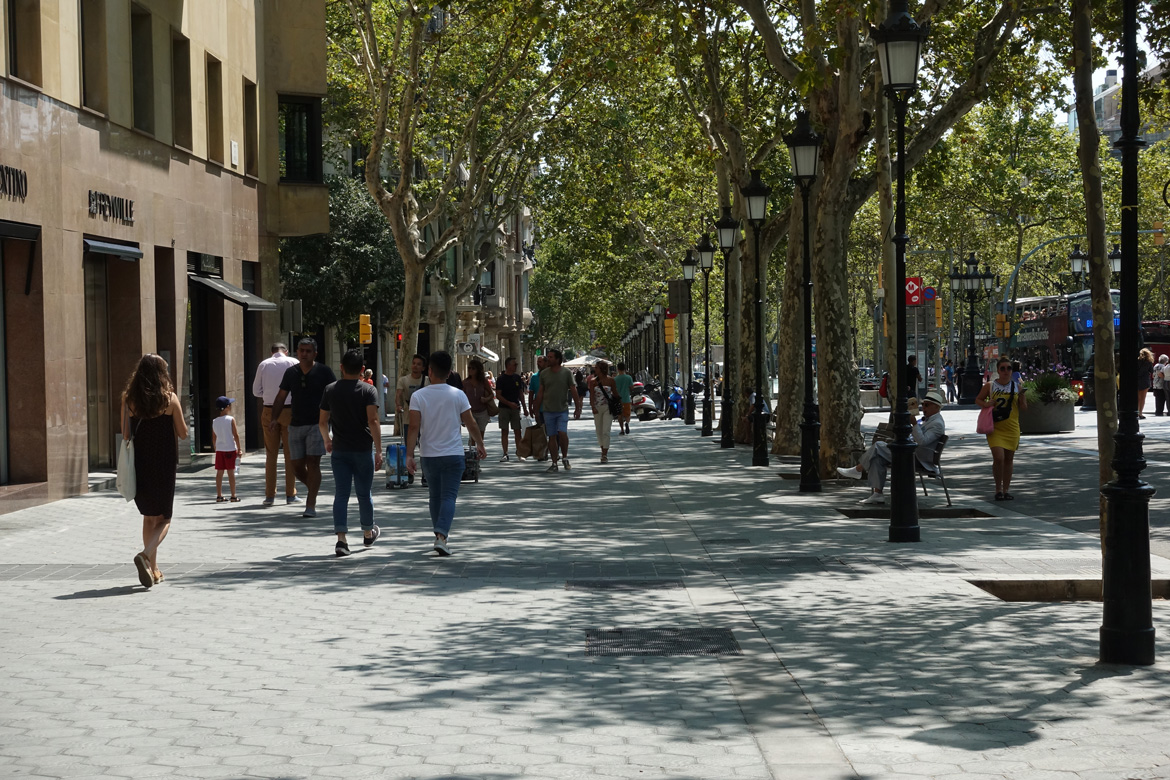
[{"x1": 878, "y1": 374, "x2": 889, "y2": 399}]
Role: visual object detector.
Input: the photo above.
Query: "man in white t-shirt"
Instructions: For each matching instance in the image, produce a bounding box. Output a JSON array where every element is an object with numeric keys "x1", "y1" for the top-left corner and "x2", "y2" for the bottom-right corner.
[{"x1": 406, "y1": 350, "x2": 487, "y2": 556}]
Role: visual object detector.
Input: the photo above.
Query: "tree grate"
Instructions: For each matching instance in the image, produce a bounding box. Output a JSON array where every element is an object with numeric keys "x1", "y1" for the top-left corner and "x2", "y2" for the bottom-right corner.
[
  {"x1": 565, "y1": 579, "x2": 684, "y2": 591},
  {"x1": 586, "y1": 628, "x2": 742, "y2": 657},
  {"x1": 703, "y1": 538, "x2": 750, "y2": 546}
]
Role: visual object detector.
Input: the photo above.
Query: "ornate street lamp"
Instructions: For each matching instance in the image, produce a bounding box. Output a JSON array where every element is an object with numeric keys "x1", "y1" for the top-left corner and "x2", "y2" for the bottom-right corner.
[
  {"x1": 653, "y1": 303, "x2": 664, "y2": 384},
  {"x1": 949, "y1": 254, "x2": 996, "y2": 406},
  {"x1": 1069, "y1": 243, "x2": 1088, "y2": 288},
  {"x1": 1108, "y1": 243, "x2": 1123, "y2": 275},
  {"x1": 1100, "y1": 0, "x2": 1155, "y2": 665},
  {"x1": 682, "y1": 250, "x2": 698, "y2": 425},
  {"x1": 697, "y1": 233, "x2": 716, "y2": 437},
  {"x1": 871, "y1": 0, "x2": 928, "y2": 542},
  {"x1": 785, "y1": 110, "x2": 823, "y2": 493},
  {"x1": 715, "y1": 206, "x2": 740, "y2": 449},
  {"x1": 741, "y1": 169, "x2": 772, "y2": 467}
]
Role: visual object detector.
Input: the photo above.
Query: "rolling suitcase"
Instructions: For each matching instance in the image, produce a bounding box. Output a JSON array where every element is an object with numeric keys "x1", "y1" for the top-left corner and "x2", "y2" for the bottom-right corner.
[
  {"x1": 385, "y1": 443, "x2": 410, "y2": 489},
  {"x1": 461, "y1": 447, "x2": 480, "y2": 483}
]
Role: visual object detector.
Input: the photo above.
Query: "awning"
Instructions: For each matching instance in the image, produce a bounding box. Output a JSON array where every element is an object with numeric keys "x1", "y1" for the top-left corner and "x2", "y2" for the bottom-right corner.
[
  {"x1": 0, "y1": 219, "x2": 39, "y2": 242},
  {"x1": 188, "y1": 274, "x2": 277, "y2": 311},
  {"x1": 83, "y1": 238, "x2": 142, "y2": 260},
  {"x1": 475, "y1": 347, "x2": 500, "y2": 363}
]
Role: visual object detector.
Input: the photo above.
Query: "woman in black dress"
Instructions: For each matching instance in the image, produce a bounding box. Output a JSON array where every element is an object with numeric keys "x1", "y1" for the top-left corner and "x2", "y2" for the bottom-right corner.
[{"x1": 121, "y1": 354, "x2": 188, "y2": 589}]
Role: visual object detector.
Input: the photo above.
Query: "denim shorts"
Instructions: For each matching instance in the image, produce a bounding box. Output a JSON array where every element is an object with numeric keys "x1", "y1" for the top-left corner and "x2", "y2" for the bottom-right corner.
[
  {"x1": 288, "y1": 424, "x2": 325, "y2": 459},
  {"x1": 544, "y1": 411, "x2": 569, "y2": 437}
]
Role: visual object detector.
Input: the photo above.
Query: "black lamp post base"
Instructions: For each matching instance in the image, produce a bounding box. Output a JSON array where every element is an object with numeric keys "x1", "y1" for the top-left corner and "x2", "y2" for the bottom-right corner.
[
  {"x1": 701, "y1": 399, "x2": 713, "y2": 436},
  {"x1": 888, "y1": 523, "x2": 921, "y2": 543},
  {"x1": 958, "y1": 369, "x2": 983, "y2": 405},
  {"x1": 720, "y1": 399, "x2": 735, "y2": 448},
  {"x1": 799, "y1": 417, "x2": 821, "y2": 492},
  {"x1": 1099, "y1": 627, "x2": 1155, "y2": 665},
  {"x1": 752, "y1": 411, "x2": 769, "y2": 466},
  {"x1": 685, "y1": 395, "x2": 696, "y2": 425},
  {"x1": 887, "y1": 436, "x2": 920, "y2": 543}
]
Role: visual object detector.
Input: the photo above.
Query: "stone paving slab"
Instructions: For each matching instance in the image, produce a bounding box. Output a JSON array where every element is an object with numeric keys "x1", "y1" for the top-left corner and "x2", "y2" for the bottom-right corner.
[{"x1": 2, "y1": 413, "x2": 1169, "y2": 779}]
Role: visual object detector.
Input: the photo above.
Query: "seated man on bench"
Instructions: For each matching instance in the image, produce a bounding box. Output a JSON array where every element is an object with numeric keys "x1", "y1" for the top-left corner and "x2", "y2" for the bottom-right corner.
[{"x1": 838, "y1": 388, "x2": 946, "y2": 504}]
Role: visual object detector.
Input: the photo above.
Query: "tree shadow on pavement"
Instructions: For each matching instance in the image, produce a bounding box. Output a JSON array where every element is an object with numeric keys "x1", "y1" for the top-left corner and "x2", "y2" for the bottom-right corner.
[{"x1": 54, "y1": 585, "x2": 141, "y2": 599}]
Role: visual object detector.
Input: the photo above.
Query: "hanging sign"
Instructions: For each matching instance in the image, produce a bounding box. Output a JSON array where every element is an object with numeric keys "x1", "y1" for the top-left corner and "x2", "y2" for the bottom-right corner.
[{"x1": 905, "y1": 277, "x2": 924, "y2": 306}]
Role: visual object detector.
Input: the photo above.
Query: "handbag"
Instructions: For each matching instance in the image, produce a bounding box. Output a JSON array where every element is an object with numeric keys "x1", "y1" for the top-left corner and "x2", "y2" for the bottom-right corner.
[
  {"x1": 116, "y1": 406, "x2": 138, "y2": 502},
  {"x1": 602, "y1": 386, "x2": 622, "y2": 417},
  {"x1": 976, "y1": 406, "x2": 994, "y2": 435},
  {"x1": 484, "y1": 390, "x2": 499, "y2": 417}
]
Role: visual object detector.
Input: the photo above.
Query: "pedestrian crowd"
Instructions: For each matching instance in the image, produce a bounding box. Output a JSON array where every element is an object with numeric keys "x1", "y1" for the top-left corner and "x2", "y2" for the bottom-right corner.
[{"x1": 118, "y1": 342, "x2": 644, "y2": 588}]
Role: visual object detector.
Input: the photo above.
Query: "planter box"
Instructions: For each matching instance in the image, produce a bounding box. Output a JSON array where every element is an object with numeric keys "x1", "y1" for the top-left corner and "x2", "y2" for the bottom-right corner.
[{"x1": 1019, "y1": 401, "x2": 1076, "y2": 434}]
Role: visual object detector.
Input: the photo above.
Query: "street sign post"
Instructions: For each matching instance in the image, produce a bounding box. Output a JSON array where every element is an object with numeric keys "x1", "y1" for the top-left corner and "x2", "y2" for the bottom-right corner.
[{"x1": 905, "y1": 277, "x2": 924, "y2": 306}]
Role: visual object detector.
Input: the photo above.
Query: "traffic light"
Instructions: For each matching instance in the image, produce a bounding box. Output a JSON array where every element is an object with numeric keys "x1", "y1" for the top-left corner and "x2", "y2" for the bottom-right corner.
[
  {"x1": 995, "y1": 313, "x2": 1009, "y2": 338},
  {"x1": 664, "y1": 318, "x2": 676, "y2": 343},
  {"x1": 934, "y1": 298, "x2": 943, "y2": 329},
  {"x1": 395, "y1": 332, "x2": 403, "y2": 349},
  {"x1": 359, "y1": 314, "x2": 372, "y2": 345}
]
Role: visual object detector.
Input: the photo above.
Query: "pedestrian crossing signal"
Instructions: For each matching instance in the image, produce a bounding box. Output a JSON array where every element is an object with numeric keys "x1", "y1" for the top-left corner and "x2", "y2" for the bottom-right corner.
[
  {"x1": 395, "y1": 332, "x2": 403, "y2": 349},
  {"x1": 359, "y1": 314, "x2": 372, "y2": 345}
]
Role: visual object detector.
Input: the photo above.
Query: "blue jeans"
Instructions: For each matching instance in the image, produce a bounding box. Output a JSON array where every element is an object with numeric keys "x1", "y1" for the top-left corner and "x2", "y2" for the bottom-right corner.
[
  {"x1": 421, "y1": 454, "x2": 465, "y2": 538},
  {"x1": 331, "y1": 449, "x2": 375, "y2": 534}
]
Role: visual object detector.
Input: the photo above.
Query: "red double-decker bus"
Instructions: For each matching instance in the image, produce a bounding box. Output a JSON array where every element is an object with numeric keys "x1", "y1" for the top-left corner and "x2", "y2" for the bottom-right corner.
[{"x1": 1009, "y1": 290, "x2": 1121, "y2": 401}]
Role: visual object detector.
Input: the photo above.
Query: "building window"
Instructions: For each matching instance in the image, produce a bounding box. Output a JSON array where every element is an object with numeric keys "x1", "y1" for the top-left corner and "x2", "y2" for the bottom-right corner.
[
  {"x1": 205, "y1": 54, "x2": 224, "y2": 164},
  {"x1": 130, "y1": 4, "x2": 154, "y2": 134},
  {"x1": 171, "y1": 33, "x2": 191, "y2": 149},
  {"x1": 278, "y1": 95, "x2": 322, "y2": 183},
  {"x1": 243, "y1": 79, "x2": 258, "y2": 176},
  {"x1": 80, "y1": 0, "x2": 107, "y2": 112},
  {"x1": 242, "y1": 261, "x2": 258, "y2": 294},
  {"x1": 7, "y1": 0, "x2": 42, "y2": 86}
]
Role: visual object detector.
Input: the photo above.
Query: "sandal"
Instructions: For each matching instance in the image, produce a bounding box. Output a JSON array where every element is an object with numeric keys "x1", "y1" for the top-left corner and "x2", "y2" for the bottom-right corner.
[
  {"x1": 133, "y1": 554, "x2": 153, "y2": 589},
  {"x1": 601, "y1": 454, "x2": 608, "y2": 463},
  {"x1": 229, "y1": 497, "x2": 241, "y2": 503},
  {"x1": 152, "y1": 570, "x2": 165, "y2": 584},
  {"x1": 994, "y1": 492, "x2": 1005, "y2": 501},
  {"x1": 216, "y1": 496, "x2": 226, "y2": 502}
]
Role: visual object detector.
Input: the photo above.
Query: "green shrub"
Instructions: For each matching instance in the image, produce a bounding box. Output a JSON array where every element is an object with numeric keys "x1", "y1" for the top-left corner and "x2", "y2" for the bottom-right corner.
[{"x1": 1023, "y1": 371, "x2": 1078, "y2": 405}]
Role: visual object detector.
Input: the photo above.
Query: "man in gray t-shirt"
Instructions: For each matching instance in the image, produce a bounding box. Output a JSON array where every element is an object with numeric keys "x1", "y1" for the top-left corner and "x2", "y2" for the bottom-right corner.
[{"x1": 534, "y1": 348, "x2": 582, "y2": 473}]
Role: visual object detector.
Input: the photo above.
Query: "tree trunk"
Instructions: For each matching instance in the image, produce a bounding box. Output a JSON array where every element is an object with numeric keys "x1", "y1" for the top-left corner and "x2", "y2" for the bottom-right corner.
[
  {"x1": 398, "y1": 261, "x2": 426, "y2": 375},
  {"x1": 773, "y1": 196, "x2": 805, "y2": 455},
  {"x1": 1072, "y1": 0, "x2": 1117, "y2": 528},
  {"x1": 441, "y1": 289, "x2": 459, "y2": 355}
]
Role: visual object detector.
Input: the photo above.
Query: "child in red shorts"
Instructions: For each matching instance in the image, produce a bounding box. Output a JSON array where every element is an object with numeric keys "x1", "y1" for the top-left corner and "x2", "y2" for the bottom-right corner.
[{"x1": 212, "y1": 396, "x2": 242, "y2": 502}]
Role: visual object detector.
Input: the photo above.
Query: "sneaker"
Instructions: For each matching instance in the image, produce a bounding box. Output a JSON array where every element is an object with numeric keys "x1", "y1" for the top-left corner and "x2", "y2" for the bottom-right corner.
[
  {"x1": 546, "y1": 463, "x2": 559, "y2": 473},
  {"x1": 303, "y1": 506, "x2": 317, "y2": 518},
  {"x1": 335, "y1": 540, "x2": 351, "y2": 557},
  {"x1": 836, "y1": 467, "x2": 863, "y2": 480},
  {"x1": 499, "y1": 454, "x2": 510, "y2": 463},
  {"x1": 434, "y1": 535, "x2": 451, "y2": 556},
  {"x1": 364, "y1": 524, "x2": 381, "y2": 547},
  {"x1": 262, "y1": 497, "x2": 275, "y2": 507},
  {"x1": 562, "y1": 458, "x2": 571, "y2": 471},
  {"x1": 286, "y1": 495, "x2": 302, "y2": 505},
  {"x1": 859, "y1": 493, "x2": 887, "y2": 505}
]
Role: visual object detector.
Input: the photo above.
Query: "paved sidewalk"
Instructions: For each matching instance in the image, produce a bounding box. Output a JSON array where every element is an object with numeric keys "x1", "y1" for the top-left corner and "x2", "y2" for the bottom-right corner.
[{"x1": 1, "y1": 412, "x2": 1169, "y2": 780}]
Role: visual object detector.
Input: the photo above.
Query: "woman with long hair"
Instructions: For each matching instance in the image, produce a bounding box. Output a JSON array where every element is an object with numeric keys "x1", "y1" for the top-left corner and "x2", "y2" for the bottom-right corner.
[
  {"x1": 121, "y1": 354, "x2": 188, "y2": 589},
  {"x1": 462, "y1": 359, "x2": 492, "y2": 448},
  {"x1": 1137, "y1": 348, "x2": 1155, "y2": 419},
  {"x1": 975, "y1": 356, "x2": 1028, "y2": 501}
]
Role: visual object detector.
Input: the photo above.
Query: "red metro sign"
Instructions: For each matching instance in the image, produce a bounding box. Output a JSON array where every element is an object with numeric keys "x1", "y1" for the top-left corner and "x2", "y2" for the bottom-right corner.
[{"x1": 905, "y1": 276, "x2": 924, "y2": 306}]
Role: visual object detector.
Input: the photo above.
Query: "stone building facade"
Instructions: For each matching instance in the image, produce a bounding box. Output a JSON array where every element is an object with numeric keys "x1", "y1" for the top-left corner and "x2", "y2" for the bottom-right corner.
[{"x1": 0, "y1": 0, "x2": 327, "y2": 504}]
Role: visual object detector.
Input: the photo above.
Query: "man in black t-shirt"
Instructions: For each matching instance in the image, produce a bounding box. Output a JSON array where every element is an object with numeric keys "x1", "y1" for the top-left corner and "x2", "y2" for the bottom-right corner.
[
  {"x1": 270, "y1": 338, "x2": 336, "y2": 518},
  {"x1": 494, "y1": 356, "x2": 529, "y2": 462},
  {"x1": 319, "y1": 349, "x2": 382, "y2": 557}
]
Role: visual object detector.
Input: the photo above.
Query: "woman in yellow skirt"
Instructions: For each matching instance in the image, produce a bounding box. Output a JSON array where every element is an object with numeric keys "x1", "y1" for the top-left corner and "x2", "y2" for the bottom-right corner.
[{"x1": 976, "y1": 357, "x2": 1028, "y2": 500}]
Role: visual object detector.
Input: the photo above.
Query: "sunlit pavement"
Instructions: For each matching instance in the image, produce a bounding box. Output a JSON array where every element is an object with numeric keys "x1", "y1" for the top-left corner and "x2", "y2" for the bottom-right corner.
[{"x1": 1, "y1": 409, "x2": 1168, "y2": 780}]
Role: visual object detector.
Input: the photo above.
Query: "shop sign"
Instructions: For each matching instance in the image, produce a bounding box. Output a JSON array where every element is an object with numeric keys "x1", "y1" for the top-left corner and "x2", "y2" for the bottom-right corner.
[
  {"x1": 0, "y1": 164, "x2": 29, "y2": 201},
  {"x1": 88, "y1": 190, "x2": 135, "y2": 224}
]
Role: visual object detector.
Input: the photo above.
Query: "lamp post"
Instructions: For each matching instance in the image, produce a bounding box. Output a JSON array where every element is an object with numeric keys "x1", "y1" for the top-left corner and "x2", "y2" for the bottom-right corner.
[
  {"x1": 871, "y1": 0, "x2": 928, "y2": 543},
  {"x1": 785, "y1": 111, "x2": 823, "y2": 493},
  {"x1": 1100, "y1": 0, "x2": 1155, "y2": 665},
  {"x1": 741, "y1": 169, "x2": 772, "y2": 467},
  {"x1": 653, "y1": 303, "x2": 664, "y2": 385},
  {"x1": 715, "y1": 207, "x2": 740, "y2": 448},
  {"x1": 950, "y1": 254, "x2": 996, "y2": 405},
  {"x1": 697, "y1": 233, "x2": 716, "y2": 436},
  {"x1": 682, "y1": 250, "x2": 697, "y2": 425}
]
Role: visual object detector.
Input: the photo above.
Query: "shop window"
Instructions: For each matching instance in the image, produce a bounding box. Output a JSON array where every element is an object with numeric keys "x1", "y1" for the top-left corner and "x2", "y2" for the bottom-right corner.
[
  {"x1": 242, "y1": 261, "x2": 257, "y2": 294},
  {"x1": 243, "y1": 79, "x2": 258, "y2": 176},
  {"x1": 80, "y1": 0, "x2": 107, "y2": 112},
  {"x1": 205, "y1": 55, "x2": 224, "y2": 164},
  {"x1": 130, "y1": 4, "x2": 154, "y2": 134},
  {"x1": 171, "y1": 33, "x2": 191, "y2": 149},
  {"x1": 6, "y1": 0, "x2": 41, "y2": 86},
  {"x1": 278, "y1": 95, "x2": 322, "y2": 183}
]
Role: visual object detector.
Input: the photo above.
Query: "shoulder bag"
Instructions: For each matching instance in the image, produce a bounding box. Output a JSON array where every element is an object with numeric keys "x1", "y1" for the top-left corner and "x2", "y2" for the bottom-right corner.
[
  {"x1": 116, "y1": 405, "x2": 138, "y2": 502},
  {"x1": 991, "y1": 382, "x2": 1015, "y2": 424},
  {"x1": 602, "y1": 386, "x2": 622, "y2": 417},
  {"x1": 483, "y1": 384, "x2": 499, "y2": 417}
]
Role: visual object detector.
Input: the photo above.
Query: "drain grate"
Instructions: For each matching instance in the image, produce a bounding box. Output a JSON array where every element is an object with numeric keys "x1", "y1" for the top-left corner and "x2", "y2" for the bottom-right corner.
[
  {"x1": 586, "y1": 628, "x2": 742, "y2": 657},
  {"x1": 565, "y1": 579, "x2": 684, "y2": 591},
  {"x1": 703, "y1": 538, "x2": 750, "y2": 546}
]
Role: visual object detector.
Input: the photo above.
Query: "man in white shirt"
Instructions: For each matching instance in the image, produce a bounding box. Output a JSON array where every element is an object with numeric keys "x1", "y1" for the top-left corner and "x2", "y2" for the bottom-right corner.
[
  {"x1": 406, "y1": 350, "x2": 487, "y2": 556},
  {"x1": 252, "y1": 342, "x2": 300, "y2": 506}
]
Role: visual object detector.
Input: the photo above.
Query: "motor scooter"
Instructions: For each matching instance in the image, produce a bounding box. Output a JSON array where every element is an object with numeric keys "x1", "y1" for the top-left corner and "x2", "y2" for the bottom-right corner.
[
  {"x1": 664, "y1": 384, "x2": 685, "y2": 420},
  {"x1": 630, "y1": 381, "x2": 661, "y2": 421}
]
